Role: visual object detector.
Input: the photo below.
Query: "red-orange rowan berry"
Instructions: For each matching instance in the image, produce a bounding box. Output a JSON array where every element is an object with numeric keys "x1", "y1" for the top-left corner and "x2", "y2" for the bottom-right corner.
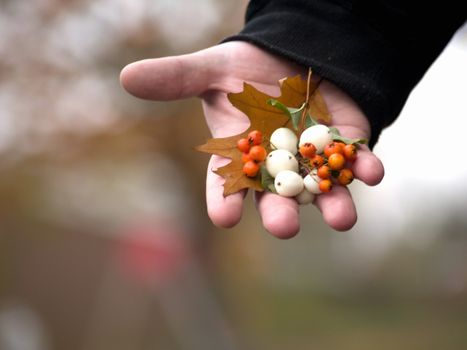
[
  {"x1": 324, "y1": 141, "x2": 345, "y2": 158},
  {"x1": 249, "y1": 145, "x2": 267, "y2": 162},
  {"x1": 248, "y1": 130, "x2": 263, "y2": 145},
  {"x1": 328, "y1": 153, "x2": 345, "y2": 170},
  {"x1": 337, "y1": 168, "x2": 354, "y2": 186},
  {"x1": 237, "y1": 138, "x2": 250, "y2": 153},
  {"x1": 317, "y1": 165, "x2": 331, "y2": 179},
  {"x1": 241, "y1": 152, "x2": 252, "y2": 163},
  {"x1": 299, "y1": 142, "x2": 317, "y2": 159},
  {"x1": 343, "y1": 144, "x2": 357, "y2": 162},
  {"x1": 243, "y1": 161, "x2": 260, "y2": 177},
  {"x1": 310, "y1": 154, "x2": 325, "y2": 168},
  {"x1": 319, "y1": 179, "x2": 333, "y2": 193}
]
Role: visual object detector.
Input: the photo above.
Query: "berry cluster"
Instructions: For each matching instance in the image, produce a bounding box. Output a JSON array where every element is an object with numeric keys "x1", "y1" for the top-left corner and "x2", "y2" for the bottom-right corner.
[
  {"x1": 243, "y1": 124, "x2": 360, "y2": 204},
  {"x1": 237, "y1": 130, "x2": 267, "y2": 178},
  {"x1": 299, "y1": 140, "x2": 356, "y2": 193}
]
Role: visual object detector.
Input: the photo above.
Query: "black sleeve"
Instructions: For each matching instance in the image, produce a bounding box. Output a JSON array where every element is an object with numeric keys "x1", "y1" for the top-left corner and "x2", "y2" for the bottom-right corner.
[{"x1": 223, "y1": 0, "x2": 466, "y2": 147}]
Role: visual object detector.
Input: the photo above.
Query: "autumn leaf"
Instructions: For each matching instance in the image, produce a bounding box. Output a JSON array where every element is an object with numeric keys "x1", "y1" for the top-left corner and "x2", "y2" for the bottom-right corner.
[
  {"x1": 196, "y1": 73, "x2": 331, "y2": 197},
  {"x1": 309, "y1": 87, "x2": 331, "y2": 123}
]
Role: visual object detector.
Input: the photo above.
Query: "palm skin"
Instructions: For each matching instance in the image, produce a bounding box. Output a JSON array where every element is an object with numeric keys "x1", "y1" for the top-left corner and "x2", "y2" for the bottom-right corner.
[{"x1": 120, "y1": 41, "x2": 384, "y2": 238}]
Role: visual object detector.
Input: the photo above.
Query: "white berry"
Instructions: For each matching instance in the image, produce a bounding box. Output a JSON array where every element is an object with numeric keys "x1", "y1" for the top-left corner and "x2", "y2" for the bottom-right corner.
[
  {"x1": 299, "y1": 124, "x2": 332, "y2": 153},
  {"x1": 274, "y1": 170, "x2": 304, "y2": 197},
  {"x1": 295, "y1": 189, "x2": 315, "y2": 205},
  {"x1": 303, "y1": 170, "x2": 322, "y2": 194},
  {"x1": 265, "y1": 149, "x2": 299, "y2": 178},
  {"x1": 270, "y1": 127, "x2": 298, "y2": 154}
]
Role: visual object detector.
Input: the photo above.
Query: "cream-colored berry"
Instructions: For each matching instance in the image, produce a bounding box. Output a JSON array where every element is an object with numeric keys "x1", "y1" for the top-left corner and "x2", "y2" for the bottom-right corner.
[
  {"x1": 299, "y1": 124, "x2": 332, "y2": 154},
  {"x1": 265, "y1": 149, "x2": 299, "y2": 178},
  {"x1": 274, "y1": 170, "x2": 304, "y2": 197},
  {"x1": 295, "y1": 188, "x2": 315, "y2": 205},
  {"x1": 270, "y1": 127, "x2": 298, "y2": 154},
  {"x1": 303, "y1": 170, "x2": 322, "y2": 194}
]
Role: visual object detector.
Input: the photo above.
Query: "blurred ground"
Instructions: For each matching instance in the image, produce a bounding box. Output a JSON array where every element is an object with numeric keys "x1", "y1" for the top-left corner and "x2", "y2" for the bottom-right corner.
[{"x1": 0, "y1": 1, "x2": 466, "y2": 349}]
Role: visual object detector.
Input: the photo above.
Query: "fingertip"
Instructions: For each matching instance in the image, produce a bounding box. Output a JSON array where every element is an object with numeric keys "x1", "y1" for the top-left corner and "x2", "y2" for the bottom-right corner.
[
  {"x1": 206, "y1": 156, "x2": 246, "y2": 229},
  {"x1": 207, "y1": 193, "x2": 244, "y2": 229},
  {"x1": 120, "y1": 51, "x2": 219, "y2": 101},
  {"x1": 353, "y1": 149, "x2": 385, "y2": 186},
  {"x1": 119, "y1": 61, "x2": 145, "y2": 97},
  {"x1": 315, "y1": 186, "x2": 357, "y2": 232},
  {"x1": 119, "y1": 58, "x2": 182, "y2": 100},
  {"x1": 256, "y1": 192, "x2": 300, "y2": 239},
  {"x1": 366, "y1": 160, "x2": 385, "y2": 186},
  {"x1": 264, "y1": 212, "x2": 300, "y2": 239},
  {"x1": 119, "y1": 63, "x2": 132, "y2": 87},
  {"x1": 323, "y1": 207, "x2": 357, "y2": 231}
]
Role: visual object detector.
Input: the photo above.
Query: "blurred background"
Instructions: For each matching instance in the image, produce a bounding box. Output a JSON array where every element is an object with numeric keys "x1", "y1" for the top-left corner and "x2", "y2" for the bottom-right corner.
[{"x1": 0, "y1": 1, "x2": 466, "y2": 349}]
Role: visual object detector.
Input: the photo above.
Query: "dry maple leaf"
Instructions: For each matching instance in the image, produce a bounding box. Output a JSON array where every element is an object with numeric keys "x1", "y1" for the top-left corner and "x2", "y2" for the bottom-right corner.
[{"x1": 196, "y1": 73, "x2": 331, "y2": 197}]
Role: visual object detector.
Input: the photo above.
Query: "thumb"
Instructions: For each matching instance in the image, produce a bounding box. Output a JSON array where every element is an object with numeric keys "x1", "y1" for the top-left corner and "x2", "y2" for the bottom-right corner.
[{"x1": 120, "y1": 48, "x2": 221, "y2": 101}]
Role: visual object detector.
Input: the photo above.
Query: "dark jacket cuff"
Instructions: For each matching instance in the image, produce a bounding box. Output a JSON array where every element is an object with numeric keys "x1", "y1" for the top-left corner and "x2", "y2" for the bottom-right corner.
[{"x1": 223, "y1": 0, "x2": 465, "y2": 148}]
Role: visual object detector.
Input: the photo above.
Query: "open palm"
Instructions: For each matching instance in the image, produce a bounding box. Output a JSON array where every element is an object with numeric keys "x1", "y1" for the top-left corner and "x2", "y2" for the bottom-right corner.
[{"x1": 120, "y1": 41, "x2": 384, "y2": 238}]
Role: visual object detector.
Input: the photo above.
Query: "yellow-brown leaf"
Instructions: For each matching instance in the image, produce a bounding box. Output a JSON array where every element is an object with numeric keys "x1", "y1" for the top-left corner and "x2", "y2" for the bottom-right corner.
[
  {"x1": 309, "y1": 90, "x2": 332, "y2": 123},
  {"x1": 196, "y1": 74, "x2": 330, "y2": 197}
]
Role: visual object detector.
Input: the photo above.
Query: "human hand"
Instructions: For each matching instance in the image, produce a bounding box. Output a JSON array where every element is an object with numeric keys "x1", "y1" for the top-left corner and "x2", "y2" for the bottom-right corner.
[{"x1": 120, "y1": 41, "x2": 384, "y2": 238}]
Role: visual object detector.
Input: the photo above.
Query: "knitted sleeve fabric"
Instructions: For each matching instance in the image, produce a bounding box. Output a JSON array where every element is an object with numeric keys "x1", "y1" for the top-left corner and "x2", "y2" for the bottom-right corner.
[{"x1": 223, "y1": 0, "x2": 466, "y2": 147}]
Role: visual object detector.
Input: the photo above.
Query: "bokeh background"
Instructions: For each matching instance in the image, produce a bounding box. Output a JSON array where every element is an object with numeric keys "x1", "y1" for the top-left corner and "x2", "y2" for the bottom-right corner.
[{"x1": 1, "y1": 1, "x2": 467, "y2": 349}]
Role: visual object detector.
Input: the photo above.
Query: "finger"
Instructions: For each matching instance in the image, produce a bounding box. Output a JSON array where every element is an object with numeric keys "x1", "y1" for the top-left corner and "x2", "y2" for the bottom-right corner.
[
  {"x1": 314, "y1": 185, "x2": 357, "y2": 231},
  {"x1": 206, "y1": 155, "x2": 245, "y2": 228},
  {"x1": 352, "y1": 145, "x2": 385, "y2": 186},
  {"x1": 255, "y1": 191, "x2": 300, "y2": 239},
  {"x1": 120, "y1": 48, "x2": 222, "y2": 100},
  {"x1": 329, "y1": 126, "x2": 385, "y2": 187}
]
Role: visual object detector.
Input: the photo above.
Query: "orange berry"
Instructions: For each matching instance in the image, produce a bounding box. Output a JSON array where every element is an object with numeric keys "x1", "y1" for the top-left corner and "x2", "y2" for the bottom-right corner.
[
  {"x1": 319, "y1": 179, "x2": 333, "y2": 193},
  {"x1": 249, "y1": 145, "x2": 267, "y2": 162},
  {"x1": 343, "y1": 144, "x2": 357, "y2": 162},
  {"x1": 337, "y1": 168, "x2": 354, "y2": 186},
  {"x1": 324, "y1": 141, "x2": 345, "y2": 158},
  {"x1": 310, "y1": 154, "x2": 325, "y2": 168},
  {"x1": 248, "y1": 130, "x2": 263, "y2": 145},
  {"x1": 237, "y1": 138, "x2": 250, "y2": 153},
  {"x1": 328, "y1": 153, "x2": 345, "y2": 170},
  {"x1": 317, "y1": 165, "x2": 331, "y2": 179},
  {"x1": 241, "y1": 152, "x2": 252, "y2": 163},
  {"x1": 299, "y1": 142, "x2": 317, "y2": 159},
  {"x1": 243, "y1": 160, "x2": 260, "y2": 177}
]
